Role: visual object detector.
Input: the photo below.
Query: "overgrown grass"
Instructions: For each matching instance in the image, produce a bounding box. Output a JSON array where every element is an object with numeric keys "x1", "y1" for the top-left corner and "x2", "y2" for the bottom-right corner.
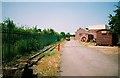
[{"x1": 33, "y1": 48, "x2": 60, "y2": 76}]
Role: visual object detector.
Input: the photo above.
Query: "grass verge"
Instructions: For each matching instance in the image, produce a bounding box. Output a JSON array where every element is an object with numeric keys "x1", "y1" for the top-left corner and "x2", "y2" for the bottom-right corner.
[{"x1": 33, "y1": 46, "x2": 60, "y2": 76}]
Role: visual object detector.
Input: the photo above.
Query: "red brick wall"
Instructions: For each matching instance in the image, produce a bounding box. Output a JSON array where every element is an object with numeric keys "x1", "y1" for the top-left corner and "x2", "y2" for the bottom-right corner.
[{"x1": 75, "y1": 28, "x2": 88, "y2": 41}]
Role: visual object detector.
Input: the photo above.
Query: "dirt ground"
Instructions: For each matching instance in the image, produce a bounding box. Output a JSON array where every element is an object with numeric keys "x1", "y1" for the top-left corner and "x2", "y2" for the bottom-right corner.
[
  {"x1": 80, "y1": 42, "x2": 119, "y2": 54},
  {"x1": 89, "y1": 46, "x2": 119, "y2": 54}
]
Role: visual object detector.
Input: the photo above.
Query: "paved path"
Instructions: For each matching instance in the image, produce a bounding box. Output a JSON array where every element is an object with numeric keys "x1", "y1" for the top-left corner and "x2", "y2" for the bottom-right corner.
[{"x1": 60, "y1": 40, "x2": 118, "y2": 76}]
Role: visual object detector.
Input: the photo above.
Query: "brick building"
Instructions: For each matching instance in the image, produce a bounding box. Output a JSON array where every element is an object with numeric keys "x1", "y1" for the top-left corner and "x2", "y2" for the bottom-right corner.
[{"x1": 75, "y1": 25, "x2": 108, "y2": 42}]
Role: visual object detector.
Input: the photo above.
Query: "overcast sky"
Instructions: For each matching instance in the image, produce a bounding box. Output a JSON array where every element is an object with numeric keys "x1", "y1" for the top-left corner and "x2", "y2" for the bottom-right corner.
[{"x1": 2, "y1": 2, "x2": 118, "y2": 34}]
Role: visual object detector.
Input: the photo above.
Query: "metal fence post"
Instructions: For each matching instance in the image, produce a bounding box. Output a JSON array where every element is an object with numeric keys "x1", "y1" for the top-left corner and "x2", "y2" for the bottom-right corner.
[
  {"x1": 58, "y1": 44, "x2": 60, "y2": 53},
  {"x1": 8, "y1": 25, "x2": 10, "y2": 62}
]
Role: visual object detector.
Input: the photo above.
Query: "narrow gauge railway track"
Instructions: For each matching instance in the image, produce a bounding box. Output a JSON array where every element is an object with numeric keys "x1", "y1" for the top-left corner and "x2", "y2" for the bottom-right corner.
[{"x1": 3, "y1": 45, "x2": 57, "y2": 78}]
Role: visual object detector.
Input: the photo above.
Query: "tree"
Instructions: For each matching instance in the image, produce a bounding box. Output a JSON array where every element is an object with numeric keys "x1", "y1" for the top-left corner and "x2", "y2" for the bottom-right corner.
[
  {"x1": 66, "y1": 32, "x2": 70, "y2": 38},
  {"x1": 3, "y1": 18, "x2": 15, "y2": 32},
  {"x1": 60, "y1": 32, "x2": 66, "y2": 38},
  {"x1": 49, "y1": 28, "x2": 55, "y2": 34},
  {"x1": 43, "y1": 29, "x2": 47, "y2": 33},
  {"x1": 108, "y1": 1, "x2": 120, "y2": 45},
  {"x1": 38, "y1": 29, "x2": 41, "y2": 32}
]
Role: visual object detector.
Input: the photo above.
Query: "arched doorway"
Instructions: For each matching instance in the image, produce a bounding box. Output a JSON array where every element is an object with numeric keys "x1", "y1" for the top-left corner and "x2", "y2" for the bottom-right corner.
[{"x1": 81, "y1": 36, "x2": 87, "y2": 42}]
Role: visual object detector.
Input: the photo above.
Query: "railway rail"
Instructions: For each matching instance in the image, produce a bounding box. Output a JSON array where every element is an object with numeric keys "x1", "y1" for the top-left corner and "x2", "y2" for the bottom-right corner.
[{"x1": 2, "y1": 45, "x2": 57, "y2": 78}]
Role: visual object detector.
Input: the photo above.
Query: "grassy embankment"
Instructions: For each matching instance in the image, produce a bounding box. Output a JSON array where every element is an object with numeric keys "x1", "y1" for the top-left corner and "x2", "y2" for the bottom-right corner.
[{"x1": 33, "y1": 40, "x2": 66, "y2": 76}]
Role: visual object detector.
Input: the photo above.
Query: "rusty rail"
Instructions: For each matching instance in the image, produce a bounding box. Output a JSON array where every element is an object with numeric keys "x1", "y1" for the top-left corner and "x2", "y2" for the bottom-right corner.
[
  {"x1": 28, "y1": 46, "x2": 52, "y2": 60},
  {"x1": 3, "y1": 45, "x2": 56, "y2": 78}
]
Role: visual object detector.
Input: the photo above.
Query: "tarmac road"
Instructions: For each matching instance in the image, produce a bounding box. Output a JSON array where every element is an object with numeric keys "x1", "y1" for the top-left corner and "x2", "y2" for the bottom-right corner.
[{"x1": 60, "y1": 40, "x2": 118, "y2": 76}]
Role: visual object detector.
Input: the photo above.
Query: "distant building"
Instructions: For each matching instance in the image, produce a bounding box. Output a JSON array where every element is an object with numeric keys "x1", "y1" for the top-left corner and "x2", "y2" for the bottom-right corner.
[{"x1": 75, "y1": 24, "x2": 112, "y2": 45}]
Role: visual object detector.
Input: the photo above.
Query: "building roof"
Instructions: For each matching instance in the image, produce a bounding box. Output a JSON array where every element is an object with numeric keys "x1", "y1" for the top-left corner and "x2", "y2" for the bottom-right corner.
[
  {"x1": 96, "y1": 29, "x2": 111, "y2": 32},
  {"x1": 87, "y1": 24, "x2": 107, "y2": 30}
]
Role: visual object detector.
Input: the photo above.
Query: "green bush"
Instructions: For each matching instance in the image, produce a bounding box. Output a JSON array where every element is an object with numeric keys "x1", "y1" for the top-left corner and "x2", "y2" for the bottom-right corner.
[{"x1": 1, "y1": 18, "x2": 64, "y2": 63}]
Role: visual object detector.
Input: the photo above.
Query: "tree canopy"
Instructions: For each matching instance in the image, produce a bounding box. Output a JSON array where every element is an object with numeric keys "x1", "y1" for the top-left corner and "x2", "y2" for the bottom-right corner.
[
  {"x1": 108, "y1": 2, "x2": 120, "y2": 35},
  {"x1": 66, "y1": 33, "x2": 70, "y2": 38},
  {"x1": 60, "y1": 32, "x2": 66, "y2": 38},
  {"x1": 108, "y1": 1, "x2": 120, "y2": 45}
]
